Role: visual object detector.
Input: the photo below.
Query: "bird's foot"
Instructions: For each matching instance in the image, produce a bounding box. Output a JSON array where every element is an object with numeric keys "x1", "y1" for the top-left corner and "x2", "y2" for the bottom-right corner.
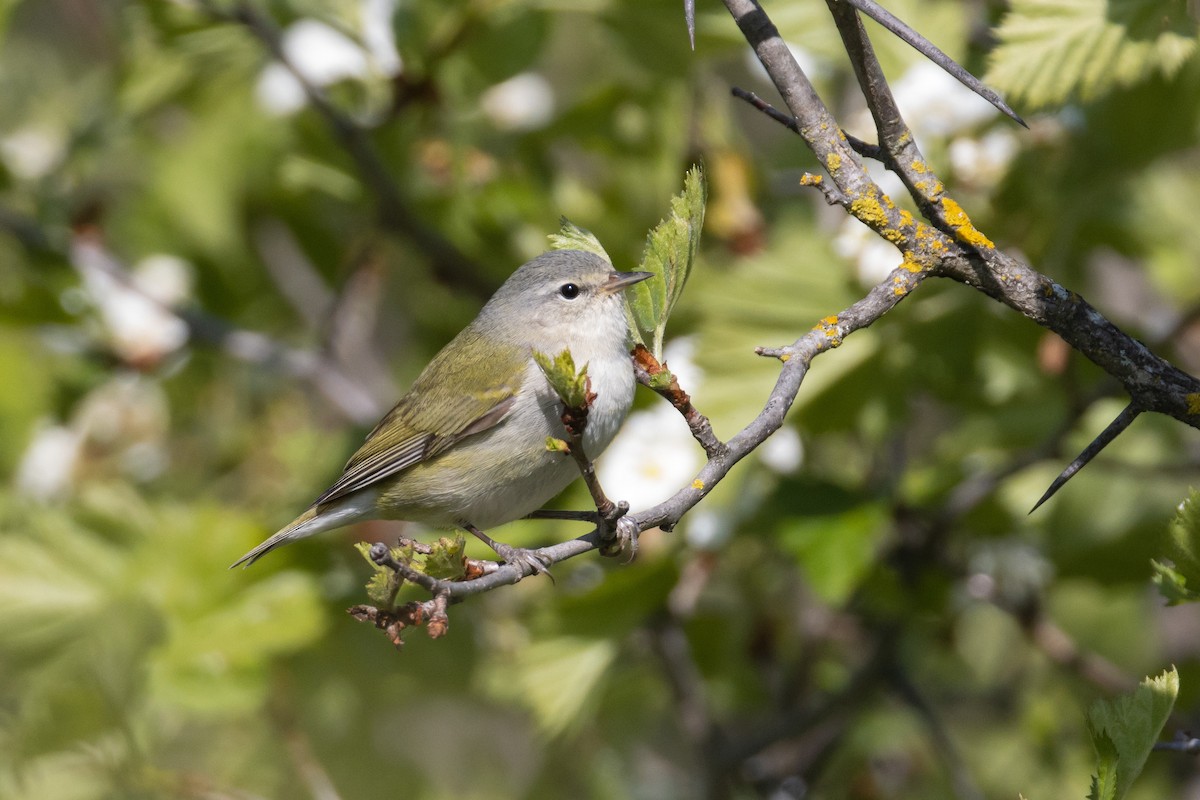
[
  {"x1": 491, "y1": 541, "x2": 553, "y2": 580},
  {"x1": 599, "y1": 513, "x2": 638, "y2": 562},
  {"x1": 464, "y1": 524, "x2": 552, "y2": 580}
]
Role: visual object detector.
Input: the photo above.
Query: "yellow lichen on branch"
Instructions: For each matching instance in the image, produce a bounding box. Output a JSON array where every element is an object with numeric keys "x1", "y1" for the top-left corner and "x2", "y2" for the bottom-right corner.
[
  {"x1": 813, "y1": 315, "x2": 843, "y2": 347},
  {"x1": 940, "y1": 198, "x2": 994, "y2": 249}
]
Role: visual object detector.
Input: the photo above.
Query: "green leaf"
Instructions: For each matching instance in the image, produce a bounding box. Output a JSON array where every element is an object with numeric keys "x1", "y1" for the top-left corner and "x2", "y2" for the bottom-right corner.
[
  {"x1": 1152, "y1": 559, "x2": 1200, "y2": 605},
  {"x1": 986, "y1": 0, "x2": 1198, "y2": 110},
  {"x1": 548, "y1": 218, "x2": 613, "y2": 263},
  {"x1": 627, "y1": 165, "x2": 707, "y2": 358},
  {"x1": 1152, "y1": 491, "x2": 1200, "y2": 605},
  {"x1": 1086, "y1": 667, "x2": 1178, "y2": 800},
  {"x1": 778, "y1": 504, "x2": 888, "y2": 605},
  {"x1": 355, "y1": 541, "x2": 412, "y2": 607},
  {"x1": 533, "y1": 348, "x2": 590, "y2": 409},
  {"x1": 422, "y1": 534, "x2": 467, "y2": 580},
  {"x1": 482, "y1": 637, "x2": 617, "y2": 736}
]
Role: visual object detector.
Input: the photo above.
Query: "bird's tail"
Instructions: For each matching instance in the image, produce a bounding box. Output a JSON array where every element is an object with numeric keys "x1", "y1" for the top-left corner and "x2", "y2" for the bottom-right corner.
[{"x1": 230, "y1": 492, "x2": 376, "y2": 568}]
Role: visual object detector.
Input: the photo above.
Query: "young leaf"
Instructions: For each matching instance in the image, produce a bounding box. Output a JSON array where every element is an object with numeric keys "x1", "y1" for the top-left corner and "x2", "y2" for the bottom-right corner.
[
  {"x1": 355, "y1": 541, "x2": 413, "y2": 607},
  {"x1": 627, "y1": 165, "x2": 707, "y2": 358},
  {"x1": 1152, "y1": 560, "x2": 1200, "y2": 605},
  {"x1": 1152, "y1": 491, "x2": 1200, "y2": 605},
  {"x1": 422, "y1": 534, "x2": 467, "y2": 580},
  {"x1": 986, "y1": 0, "x2": 1197, "y2": 110},
  {"x1": 549, "y1": 218, "x2": 613, "y2": 264},
  {"x1": 533, "y1": 348, "x2": 590, "y2": 409},
  {"x1": 1086, "y1": 667, "x2": 1178, "y2": 800}
]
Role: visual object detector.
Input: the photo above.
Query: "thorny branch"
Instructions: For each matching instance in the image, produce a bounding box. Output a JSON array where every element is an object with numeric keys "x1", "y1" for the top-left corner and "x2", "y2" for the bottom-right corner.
[{"x1": 725, "y1": 0, "x2": 1200, "y2": 498}]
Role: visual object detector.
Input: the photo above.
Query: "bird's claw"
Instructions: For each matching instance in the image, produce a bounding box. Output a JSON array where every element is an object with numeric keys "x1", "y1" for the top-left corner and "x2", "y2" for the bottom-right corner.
[{"x1": 492, "y1": 542, "x2": 553, "y2": 580}]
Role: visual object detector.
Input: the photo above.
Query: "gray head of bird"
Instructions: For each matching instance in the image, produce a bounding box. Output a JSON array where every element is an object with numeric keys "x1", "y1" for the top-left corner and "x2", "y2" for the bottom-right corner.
[{"x1": 476, "y1": 250, "x2": 652, "y2": 349}]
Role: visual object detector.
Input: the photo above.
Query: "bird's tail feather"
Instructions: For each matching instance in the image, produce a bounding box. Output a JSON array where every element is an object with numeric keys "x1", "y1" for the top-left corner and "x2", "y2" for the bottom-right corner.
[{"x1": 231, "y1": 493, "x2": 376, "y2": 568}]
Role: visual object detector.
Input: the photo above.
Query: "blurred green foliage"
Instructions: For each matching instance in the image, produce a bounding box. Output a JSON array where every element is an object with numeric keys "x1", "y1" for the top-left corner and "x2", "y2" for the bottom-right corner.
[{"x1": 1, "y1": 1, "x2": 1200, "y2": 798}]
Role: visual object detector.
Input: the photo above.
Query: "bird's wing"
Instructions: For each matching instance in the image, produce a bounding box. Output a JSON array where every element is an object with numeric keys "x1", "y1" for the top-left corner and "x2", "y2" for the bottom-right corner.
[{"x1": 312, "y1": 331, "x2": 526, "y2": 507}]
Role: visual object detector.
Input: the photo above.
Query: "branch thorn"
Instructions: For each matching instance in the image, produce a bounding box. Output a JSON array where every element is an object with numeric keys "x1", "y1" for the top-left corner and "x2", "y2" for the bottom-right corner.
[{"x1": 1029, "y1": 403, "x2": 1142, "y2": 513}]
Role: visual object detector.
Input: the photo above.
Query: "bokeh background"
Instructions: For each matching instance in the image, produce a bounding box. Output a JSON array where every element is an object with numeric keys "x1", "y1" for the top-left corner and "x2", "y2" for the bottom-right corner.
[{"x1": 3, "y1": 0, "x2": 1200, "y2": 797}]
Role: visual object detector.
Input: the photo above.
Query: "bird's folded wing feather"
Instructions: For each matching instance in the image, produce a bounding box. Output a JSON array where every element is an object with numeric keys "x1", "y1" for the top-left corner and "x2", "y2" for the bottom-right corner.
[{"x1": 313, "y1": 334, "x2": 526, "y2": 506}]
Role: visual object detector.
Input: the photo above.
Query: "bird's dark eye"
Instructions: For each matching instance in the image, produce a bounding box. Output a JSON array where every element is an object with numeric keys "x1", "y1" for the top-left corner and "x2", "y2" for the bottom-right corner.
[{"x1": 559, "y1": 283, "x2": 580, "y2": 299}]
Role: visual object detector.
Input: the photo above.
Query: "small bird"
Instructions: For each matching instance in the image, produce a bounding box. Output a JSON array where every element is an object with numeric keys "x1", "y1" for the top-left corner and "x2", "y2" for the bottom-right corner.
[{"x1": 233, "y1": 250, "x2": 651, "y2": 572}]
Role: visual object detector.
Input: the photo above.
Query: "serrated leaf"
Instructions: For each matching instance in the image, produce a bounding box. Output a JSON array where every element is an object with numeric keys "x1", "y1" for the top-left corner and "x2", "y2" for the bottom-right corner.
[
  {"x1": 1089, "y1": 728, "x2": 1120, "y2": 800},
  {"x1": 422, "y1": 534, "x2": 467, "y2": 580},
  {"x1": 1152, "y1": 491, "x2": 1200, "y2": 605},
  {"x1": 533, "y1": 348, "x2": 590, "y2": 409},
  {"x1": 628, "y1": 165, "x2": 706, "y2": 358},
  {"x1": 549, "y1": 218, "x2": 612, "y2": 263},
  {"x1": 1086, "y1": 667, "x2": 1178, "y2": 800},
  {"x1": 364, "y1": 571, "x2": 395, "y2": 606},
  {"x1": 986, "y1": 0, "x2": 1198, "y2": 110},
  {"x1": 354, "y1": 541, "x2": 412, "y2": 606}
]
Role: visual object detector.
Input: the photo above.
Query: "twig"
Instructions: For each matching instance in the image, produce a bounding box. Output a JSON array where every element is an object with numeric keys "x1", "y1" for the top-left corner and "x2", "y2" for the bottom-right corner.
[
  {"x1": 632, "y1": 344, "x2": 727, "y2": 459},
  {"x1": 200, "y1": 0, "x2": 492, "y2": 299},
  {"x1": 1154, "y1": 733, "x2": 1200, "y2": 754},
  {"x1": 730, "y1": 87, "x2": 878, "y2": 160},
  {"x1": 823, "y1": 0, "x2": 950, "y2": 222},
  {"x1": 347, "y1": 597, "x2": 451, "y2": 647},
  {"x1": 889, "y1": 668, "x2": 986, "y2": 800},
  {"x1": 367, "y1": 541, "x2": 444, "y2": 595},
  {"x1": 836, "y1": 0, "x2": 1025, "y2": 126},
  {"x1": 0, "y1": 205, "x2": 58, "y2": 255},
  {"x1": 648, "y1": 616, "x2": 727, "y2": 796},
  {"x1": 1028, "y1": 615, "x2": 1135, "y2": 694},
  {"x1": 69, "y1": 230, "x2": 386, "y2": 423},
  {"x1": 558, "y1": 378, "x2": 620, "y2": 521}
]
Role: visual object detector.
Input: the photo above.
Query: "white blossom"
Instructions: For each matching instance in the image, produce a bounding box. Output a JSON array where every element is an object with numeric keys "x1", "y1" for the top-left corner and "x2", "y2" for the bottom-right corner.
[
  {"x1": 759, "y1": 425, "x2": 803, "y2": 474},
  {"x1": 256, "y1": 6, "x2": 403, "y2": 117},
  {"x1": 949, "y1": 128, "x2": 1019, "y2": 188},
  {"x1": 15, "y1": 424, "x2": 83, "y2": 500},
  {"x1": 891, "y1": 61, "x2": 999, "y2": 138},
  {"x1": 0, "y1": 125, "x2": 65, "y2": 180},
  {"x1": 481, "y1": 73, "x2": 556, "y2": 132}
]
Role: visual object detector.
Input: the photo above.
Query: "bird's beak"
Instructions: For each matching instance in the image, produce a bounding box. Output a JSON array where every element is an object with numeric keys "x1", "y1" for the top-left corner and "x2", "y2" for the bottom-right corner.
[{"x1": 600, "y1": 270, "x2": 654, "y2": 296}]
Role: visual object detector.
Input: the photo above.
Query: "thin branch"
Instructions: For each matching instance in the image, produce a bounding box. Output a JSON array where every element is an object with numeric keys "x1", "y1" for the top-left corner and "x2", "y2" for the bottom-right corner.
[
  {"x1": 731, "y1": 87, "x2": 879, "y2": 160},
  {"x1": 1030, "y1": 403, "x2": 1143, "y2": 513},
  {"x1": 837, "y1": 0, "x2": 1025, "y2": 126},
  {"x1": 1028, "y1": 614, "x2": 1135, "y2": 694},
  {"x1": 633, "y1": 344, "x2": 727, "y2": 459},
  {"x1": 823, "y1": 0, "x2": 944, "y2": 215},
  {"x1": 0, "y1": 205, "x2": 58, "y2": 255},
  {"x1": 889, "y1": 668, "x2": 986, "y2": 800},
  {"x1": 367, "y1": 541, "x2": 443, "y2": 594},
  {"x1": 201, "y1": 0, "x2": 493, "y2": 299},
  {"x1": 70, "y1": 231, "x2": 387, "y2": 423},
  {"x1": 648, "y1": 617, "x2": 727, "y2": 798},
  {"x1": 1154, "y1": 733, "x2": 1200, "y2": 754},
  {"x1": 558, "y1": 381, "x2": 623, "y2": 523}
]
